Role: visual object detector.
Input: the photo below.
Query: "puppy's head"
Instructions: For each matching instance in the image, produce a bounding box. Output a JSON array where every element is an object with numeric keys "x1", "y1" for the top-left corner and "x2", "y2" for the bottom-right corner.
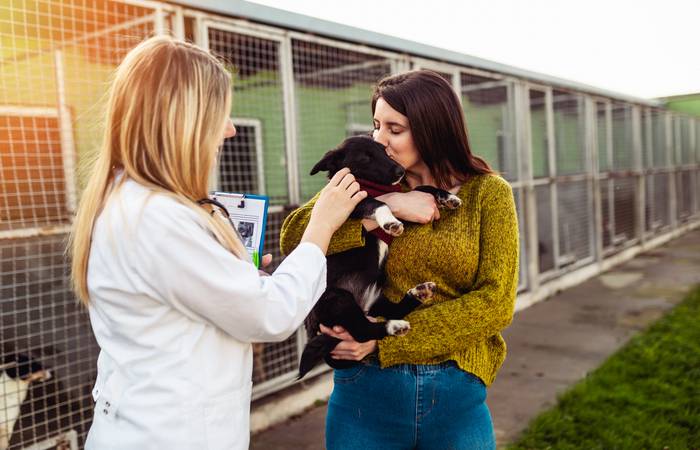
[{"x1": 310, "y1": 136, "x2": 405, "y2": 185}]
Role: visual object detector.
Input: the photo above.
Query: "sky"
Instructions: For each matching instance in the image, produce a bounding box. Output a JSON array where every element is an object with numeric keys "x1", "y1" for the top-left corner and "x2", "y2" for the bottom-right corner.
[{"x1": 247, "y1": 0, "x2": 699, "y2": 99}]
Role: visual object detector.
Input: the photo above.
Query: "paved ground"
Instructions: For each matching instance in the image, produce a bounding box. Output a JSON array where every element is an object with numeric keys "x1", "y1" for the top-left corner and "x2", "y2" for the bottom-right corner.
[{"x1": 251, "y1": 229, "x2": 700, "y2": 449}]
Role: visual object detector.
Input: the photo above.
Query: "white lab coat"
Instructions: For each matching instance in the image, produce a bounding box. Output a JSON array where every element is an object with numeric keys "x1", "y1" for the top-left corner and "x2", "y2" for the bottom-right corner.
[{"x1": 84, "y1": 178, "x2": 326, "y2": 450}]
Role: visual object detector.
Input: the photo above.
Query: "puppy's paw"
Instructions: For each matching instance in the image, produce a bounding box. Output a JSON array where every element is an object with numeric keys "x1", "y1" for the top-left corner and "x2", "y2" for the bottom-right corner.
[
  {"x1": 382, "y1": 220, "x2": 404, "y2": 236},
  {"x1": 386, "y1": 320, "x2": 411, "y2": 336},
  {"x1": 439, "y1": 194, "x2": 462, "y2": 209},
  {"x1": 408, "y1": 282, "x2": 436, "y2": 302}
]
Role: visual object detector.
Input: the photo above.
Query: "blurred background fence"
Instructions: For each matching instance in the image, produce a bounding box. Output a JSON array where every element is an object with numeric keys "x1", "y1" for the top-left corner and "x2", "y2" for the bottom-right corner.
[{"x1": 0, "y1": 1, "x2": 698, "y2": 448}]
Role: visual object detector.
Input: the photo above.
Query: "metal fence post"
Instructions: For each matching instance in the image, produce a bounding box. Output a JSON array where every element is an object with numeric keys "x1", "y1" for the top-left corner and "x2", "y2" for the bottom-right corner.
[
  {"x1": 587, "y1": 97, "x2": 603, "y2": 264},
  {"x1": 279, "y1": 35, "x2": 300, "y2": 207},
  {"x1": 516, "y1": 83, "x2": 539, "y2": 293},
  {"x1": 632, "y1": 105, "x2": 645, "y2": 243},
  {"x1": 668, "y1": 113, "x2": 678, "y2": 229}
]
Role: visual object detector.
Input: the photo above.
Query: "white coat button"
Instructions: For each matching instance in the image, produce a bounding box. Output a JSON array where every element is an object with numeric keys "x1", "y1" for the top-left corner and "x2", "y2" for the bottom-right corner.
[{"x1": 103, "y1": 409, "x2": 108, "y2": 415}]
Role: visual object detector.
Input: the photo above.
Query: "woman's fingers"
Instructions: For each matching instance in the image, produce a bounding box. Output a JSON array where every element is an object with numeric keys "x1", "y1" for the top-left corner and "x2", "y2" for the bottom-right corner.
[
  {"x1": 337, "y1": 171, "x2": 356, "y2": 190},
  {"x1": 311, "y1": 170, "x2": 367, "y2": 234},
  {"x1": 352, "y1": 189, "x2": 367, "y2": 200},
  {"x1": 433, "y1": 203, "x2": 441, "y2": 221},
  {"x1": 319, "y1": 324, "x2": 335, "y2": 337},
  {"x1": 330, "y1": 340, "x2": 377, "y2": 360},
  {"x1": 319, "y1": 324, "x2": 351, "y2": 340},
  {"x1": 328, "y1": 167, "x2": 351, "y2": 186},
  {"x1": 331, "y1": 341, "x2": 361, "y2": 354},
  {"x1": 347, "y1": 181, "x2": 361, "y2": 195},
  {"x1": 318, "y1": 322, "x2": 378, "y2": 360},
  {"x1": 330, "y1": 169, "x2": 362, "y2": 196}
]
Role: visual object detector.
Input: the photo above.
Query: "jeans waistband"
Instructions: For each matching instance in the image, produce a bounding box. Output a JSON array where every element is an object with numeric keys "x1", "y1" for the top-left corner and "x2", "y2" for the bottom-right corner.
[{"x1": 364, "y1": 357, "x2": 458, "y2": 374}]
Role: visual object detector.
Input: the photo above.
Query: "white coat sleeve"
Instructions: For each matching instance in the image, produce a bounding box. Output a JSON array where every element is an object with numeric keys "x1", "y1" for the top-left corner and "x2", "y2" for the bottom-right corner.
[{"x1": 138, "y1": 203, "x2": 327, "y2": 343}]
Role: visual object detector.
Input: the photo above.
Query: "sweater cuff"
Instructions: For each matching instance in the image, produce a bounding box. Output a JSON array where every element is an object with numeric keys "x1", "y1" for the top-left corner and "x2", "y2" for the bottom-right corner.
[{"x1": 327, "y1": 218, "x2": 366, "y2": 255}]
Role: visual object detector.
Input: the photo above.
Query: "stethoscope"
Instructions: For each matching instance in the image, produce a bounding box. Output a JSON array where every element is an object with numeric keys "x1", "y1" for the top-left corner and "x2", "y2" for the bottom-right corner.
[{"x1": 197, "y1": 197, "x2": 245, "y2": 242}]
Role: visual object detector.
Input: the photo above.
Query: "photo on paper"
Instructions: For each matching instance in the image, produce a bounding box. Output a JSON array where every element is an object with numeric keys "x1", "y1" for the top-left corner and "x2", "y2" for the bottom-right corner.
[
  {"x1": 236, "y1": 220, "x2": 255, "y2": 248},
  {"x1": 211, "y1": 191, "x2": 269, "y2": 268}
]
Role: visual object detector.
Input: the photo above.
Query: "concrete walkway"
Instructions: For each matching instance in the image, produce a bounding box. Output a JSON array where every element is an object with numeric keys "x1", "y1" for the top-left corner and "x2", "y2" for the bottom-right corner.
[{"x1": 251, "y1": 229, "x2": 700, "y2": 449}]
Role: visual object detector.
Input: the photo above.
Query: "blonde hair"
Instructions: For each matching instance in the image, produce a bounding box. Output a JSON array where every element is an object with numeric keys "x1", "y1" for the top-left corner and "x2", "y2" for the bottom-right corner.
[{"x1": 69, "y1": 35, "x2": 248, "y2": 305}]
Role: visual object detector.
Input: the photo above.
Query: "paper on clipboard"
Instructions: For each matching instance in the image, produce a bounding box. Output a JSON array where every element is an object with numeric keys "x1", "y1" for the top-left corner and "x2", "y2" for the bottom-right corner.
[{"x1": 211, "y1": 191, "x2": 269, "y2": 268}]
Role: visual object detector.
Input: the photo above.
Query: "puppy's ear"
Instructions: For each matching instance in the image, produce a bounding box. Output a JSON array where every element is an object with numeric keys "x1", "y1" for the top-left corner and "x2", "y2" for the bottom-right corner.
[{"x1": 310, "y1": 149, "x2": 342, "y2": 175}]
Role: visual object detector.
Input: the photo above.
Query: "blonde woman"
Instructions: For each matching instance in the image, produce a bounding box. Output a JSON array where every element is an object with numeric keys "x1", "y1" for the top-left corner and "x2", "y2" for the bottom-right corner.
[{"x1": 69, "y1": 35, "x2": 366, "y2": 450}]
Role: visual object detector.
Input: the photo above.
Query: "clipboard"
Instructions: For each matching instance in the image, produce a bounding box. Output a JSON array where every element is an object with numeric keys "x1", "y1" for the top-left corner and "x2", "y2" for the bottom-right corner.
[{"x1": 211, "y1": 191, "x2": 269, "y2": 268}]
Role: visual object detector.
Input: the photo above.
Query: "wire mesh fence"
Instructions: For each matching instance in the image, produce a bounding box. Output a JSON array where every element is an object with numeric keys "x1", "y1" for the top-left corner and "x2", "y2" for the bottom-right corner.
[
  {"x1": 462, "y1": 73, "x2": 518, "y2": 182},
  {"x1": 1, "y1": 1, "x2": 699, "y2": 448},
  {"x1": 1, "y1": 2, "x2": 160, "y2": 448},
  {"x1": 291, "y1": 38, "x2": 393, "y2": 200}
]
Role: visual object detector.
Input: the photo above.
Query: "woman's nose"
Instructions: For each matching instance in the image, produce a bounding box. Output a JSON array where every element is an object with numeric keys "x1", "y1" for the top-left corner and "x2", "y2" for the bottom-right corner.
[
  {"x1": 372, "y1": 128, "x2": 388, "y2": 147},
  {"x1": 225, "y1": 121, "x2": 236, "y2": 139}
]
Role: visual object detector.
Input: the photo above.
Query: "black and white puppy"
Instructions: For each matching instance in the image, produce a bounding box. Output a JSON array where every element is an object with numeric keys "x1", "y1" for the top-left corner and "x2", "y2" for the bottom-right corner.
[
  {"x1": 0, "y1": 353, "x2": 52, "y2": 450},
  {"x1": 297, "y1": 135, "x2": 462, "y2": 379}
]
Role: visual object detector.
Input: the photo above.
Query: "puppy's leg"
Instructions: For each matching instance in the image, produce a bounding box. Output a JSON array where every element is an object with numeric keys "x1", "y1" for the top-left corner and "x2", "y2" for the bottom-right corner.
[
  {"x1": 407, "y1": 281, "x2": 437, "y2": 302},
  {"x1": 414, "y1": 185, "x2": 462, "y2": 209},
  {"x1": 310, "y1": 288, "x2": 399, "y2": 342},
  {"x1": 298, "y1": 334, "x2": 342, "y2": 379},
  {"x1": 373, "y1": 204, "x2": 403, "y2": 236},
  {"x1": 350, "y1": 198, "x2": 403, "y2": 236},
  {"x1": 349, "y1": 197, "x2": 385, "y2": 219},
  {"x1": 368, "y1": 282, "x2": 436, "y2": 319},
  {"x1": 339, "y1": 305, "x2": 409, "y2": 341}
]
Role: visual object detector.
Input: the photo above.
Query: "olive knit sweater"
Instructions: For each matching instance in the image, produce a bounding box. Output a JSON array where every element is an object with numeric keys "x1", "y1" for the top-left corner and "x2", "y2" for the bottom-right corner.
[{"x1": 280, "y1": 174, "x2": 519, "y2": 386}]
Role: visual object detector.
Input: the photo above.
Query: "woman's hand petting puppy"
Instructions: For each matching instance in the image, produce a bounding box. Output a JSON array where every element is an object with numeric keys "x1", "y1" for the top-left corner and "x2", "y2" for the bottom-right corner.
[
  {"x1": 302, "y1": 168, "x2": 367, "y2": 254},
  {"x1": 313, "y1": 168, "x2": 367, "y2": 231},
  {"x1": 320, "y1": 323, "x2": 378, "y2": 361}
]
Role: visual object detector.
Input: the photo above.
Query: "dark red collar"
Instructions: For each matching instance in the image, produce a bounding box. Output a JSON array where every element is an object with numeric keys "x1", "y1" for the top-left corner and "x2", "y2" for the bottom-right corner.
[
  {"x1": 356, "y1": 178, "x2": 402, "y2": 197},
  {"x1": 356, "y1": 178, "x2": 402, "y2": 245}
]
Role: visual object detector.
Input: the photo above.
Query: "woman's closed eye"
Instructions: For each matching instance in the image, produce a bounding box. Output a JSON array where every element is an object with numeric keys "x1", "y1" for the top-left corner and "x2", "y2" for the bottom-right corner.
[{"x1": 373, "y1": 125, "x2": 403, "y2": 135}]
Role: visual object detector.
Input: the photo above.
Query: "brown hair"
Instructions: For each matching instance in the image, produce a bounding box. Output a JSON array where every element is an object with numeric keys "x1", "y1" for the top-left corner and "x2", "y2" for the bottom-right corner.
[{"x1": 371, "y1": 70, "x2": 493, "y2": 189}]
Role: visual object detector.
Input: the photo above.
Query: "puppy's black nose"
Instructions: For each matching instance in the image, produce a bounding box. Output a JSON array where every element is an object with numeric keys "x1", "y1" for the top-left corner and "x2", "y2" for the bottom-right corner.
[{"x1": 393, "y1": 167, "x2": 405, "y2": 179}]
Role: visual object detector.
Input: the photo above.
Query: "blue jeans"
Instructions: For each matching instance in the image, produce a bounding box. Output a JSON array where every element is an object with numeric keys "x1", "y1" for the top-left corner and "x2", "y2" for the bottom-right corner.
[{"x1": 326, "y1": 359, "x2": 495, "y2": 450}]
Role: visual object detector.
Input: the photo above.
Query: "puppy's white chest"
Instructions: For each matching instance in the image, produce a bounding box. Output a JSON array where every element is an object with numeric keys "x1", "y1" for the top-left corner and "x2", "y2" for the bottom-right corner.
[{"x1": 377, "y1": 239, "x2": 388, "y2": 267}]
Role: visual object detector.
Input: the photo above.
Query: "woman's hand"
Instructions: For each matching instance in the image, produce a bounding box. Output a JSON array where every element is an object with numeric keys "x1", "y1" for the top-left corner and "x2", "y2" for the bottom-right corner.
[
  {"x1": 311, "y1": 168, "x2": 367, "y2": 231},
  {"x1": 301, "y1": 168, "x2": 367, "y2": 254},
  {"x1": 378, "y1": 191, "x2": 440, "y2": 223},
  {"x1": 320, "y1": 324, "x2": 377, "y2": 361},
  {"x1": 257, "y1": 253, "x2": 273, "y2": 276}
]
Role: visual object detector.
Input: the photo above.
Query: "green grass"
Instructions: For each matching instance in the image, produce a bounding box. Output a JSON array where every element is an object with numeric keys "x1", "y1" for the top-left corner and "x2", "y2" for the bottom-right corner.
[{"x1": 509, "y1": 287, "x2": 700, "y2": 450}]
